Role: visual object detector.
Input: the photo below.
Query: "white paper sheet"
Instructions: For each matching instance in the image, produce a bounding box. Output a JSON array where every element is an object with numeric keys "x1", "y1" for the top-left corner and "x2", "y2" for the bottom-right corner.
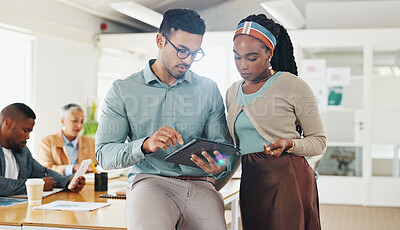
[{"x1": 33, "y1": 200, "x2": 110, "y2": 212}]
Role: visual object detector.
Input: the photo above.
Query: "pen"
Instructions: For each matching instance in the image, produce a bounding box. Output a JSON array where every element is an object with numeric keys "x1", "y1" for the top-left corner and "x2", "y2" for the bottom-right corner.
[{"x1": 90, "y1": 161, "x2": 98, "y2": 174}]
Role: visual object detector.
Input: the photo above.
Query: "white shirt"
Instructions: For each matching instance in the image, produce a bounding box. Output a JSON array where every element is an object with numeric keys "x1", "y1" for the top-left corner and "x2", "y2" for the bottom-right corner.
[{"x1": 2, "y1": 147, "x2": 19, "y2": 179}]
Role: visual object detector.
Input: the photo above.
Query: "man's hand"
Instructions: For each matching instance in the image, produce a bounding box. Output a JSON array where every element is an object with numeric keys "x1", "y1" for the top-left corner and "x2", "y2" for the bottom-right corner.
[
  {"x1": 191, "y1": 151, "x2": 228, "y2": 174},
  {"x1": 142, "y1": 125, "x2": 184, "y2": 154},
  {"x1": 43, "y1": 177, "x2": 57, "y2": 191},
  {"x1": 263, "y1": 139, "x2": 293, "y2": 157},
  {"x1": 68, "y1": 176, "x2": 86, "y2": 193}
]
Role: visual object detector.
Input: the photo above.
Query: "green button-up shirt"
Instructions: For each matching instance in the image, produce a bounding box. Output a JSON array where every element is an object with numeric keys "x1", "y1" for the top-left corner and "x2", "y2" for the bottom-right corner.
[{"x1": 95, "y1": 60, "x2": 231, "y2": 182}]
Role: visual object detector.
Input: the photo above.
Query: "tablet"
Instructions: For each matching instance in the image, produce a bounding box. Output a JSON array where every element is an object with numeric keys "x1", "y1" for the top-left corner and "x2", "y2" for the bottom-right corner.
[
  {"x1": 165, "y1": 138, "x2": 240, "y2": 168},
  {"x1": 67, "y1": 159, "x2": 92, "y2": 190}
]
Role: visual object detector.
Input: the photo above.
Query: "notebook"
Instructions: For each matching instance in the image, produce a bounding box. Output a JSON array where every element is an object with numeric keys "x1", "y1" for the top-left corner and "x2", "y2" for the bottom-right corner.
[{"x1": 99, "y1": 181, "x2": 129, "y2": 199}]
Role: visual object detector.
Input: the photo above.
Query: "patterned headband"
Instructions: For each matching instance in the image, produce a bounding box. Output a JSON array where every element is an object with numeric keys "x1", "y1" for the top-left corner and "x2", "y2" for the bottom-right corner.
[{"x1": 234, "y1": 21, "x2": 277, "y2": 53}]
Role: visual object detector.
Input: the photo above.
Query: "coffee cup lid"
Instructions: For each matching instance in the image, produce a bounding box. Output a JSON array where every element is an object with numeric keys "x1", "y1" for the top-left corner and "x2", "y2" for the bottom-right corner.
[{"x1": 25, "y1": 178, "x2": 45, "y2": 185}]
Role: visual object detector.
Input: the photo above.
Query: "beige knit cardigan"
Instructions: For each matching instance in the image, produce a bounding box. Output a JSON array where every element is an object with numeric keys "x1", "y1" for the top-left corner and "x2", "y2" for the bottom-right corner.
[{"x1": 225, "y1": 72, "x2": 327, "y2": 156}]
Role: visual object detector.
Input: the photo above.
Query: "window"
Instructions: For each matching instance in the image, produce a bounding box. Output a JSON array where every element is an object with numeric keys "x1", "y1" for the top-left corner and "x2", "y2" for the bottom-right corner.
[
  {"x1": 0, "y1": 25, "x2": 34, "y2": 109},
  {"x1": 0, "y1": 25, "x2": 35, "y2": 150}
]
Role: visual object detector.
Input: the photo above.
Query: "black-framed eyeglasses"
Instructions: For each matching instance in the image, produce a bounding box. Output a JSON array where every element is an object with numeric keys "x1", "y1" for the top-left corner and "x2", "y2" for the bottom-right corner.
[{"x1": 163, "y1": 34, "x2": 205, "y2": 62}]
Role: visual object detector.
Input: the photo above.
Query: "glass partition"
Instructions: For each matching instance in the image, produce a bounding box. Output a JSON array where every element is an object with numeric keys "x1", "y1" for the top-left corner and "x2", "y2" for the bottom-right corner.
[
  {"x1": 371, "y1": 45, "x2": 400, "y2": 177},
  {"x1": 373, "y1": 45, "x2": 400, "y2": 77},
  {"x1": 316, "y1": 146, "x2": 363, "y2": 177},
  {"x1": 301, "y1": 47, "x2": 364, "y2": 176},
  {"x1": 302, "y1": 47, "x2": 364, "y2": 76}
]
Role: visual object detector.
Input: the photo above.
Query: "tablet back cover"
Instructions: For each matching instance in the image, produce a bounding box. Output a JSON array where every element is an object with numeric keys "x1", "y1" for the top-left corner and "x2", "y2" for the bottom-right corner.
[{"x1": 165, "y1": 138, "x2": 239, "y2": 168}]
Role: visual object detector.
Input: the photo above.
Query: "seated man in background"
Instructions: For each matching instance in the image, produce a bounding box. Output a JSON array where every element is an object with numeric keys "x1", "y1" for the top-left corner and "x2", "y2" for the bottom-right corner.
[
  {"x1": 0, "y1": 103, "x2": 85, "y2": 197},
  {"x1": 38, "y1": 103, "x2": 97, "y2": 176}
]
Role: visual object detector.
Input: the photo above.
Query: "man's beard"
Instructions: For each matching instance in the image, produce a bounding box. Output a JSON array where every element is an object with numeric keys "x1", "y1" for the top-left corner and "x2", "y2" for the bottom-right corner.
[
  {"x1": 166, "y1": 64, "x2": 190, "y2": 80},
  {"x1": 11, "y1": 141, "x2": 26, "y2": 153},
  {"x1": 172, "y1": 73, "x2": 185, "y2": 80}
]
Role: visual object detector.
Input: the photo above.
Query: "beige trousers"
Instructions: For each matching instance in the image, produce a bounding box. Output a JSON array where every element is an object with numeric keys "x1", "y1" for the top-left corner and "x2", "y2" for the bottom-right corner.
[{"x1": 125, "y1": 174, "x2": 227, "y2": 230}]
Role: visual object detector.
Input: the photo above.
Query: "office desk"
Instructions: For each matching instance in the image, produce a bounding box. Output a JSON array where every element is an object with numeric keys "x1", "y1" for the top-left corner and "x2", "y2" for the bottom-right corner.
[
  {"x1": 0, "y1": 197, "x2": 29, "y2": 230},
  {"x1": 1, "y1": 178, "x2": 240, "y2": 230}
]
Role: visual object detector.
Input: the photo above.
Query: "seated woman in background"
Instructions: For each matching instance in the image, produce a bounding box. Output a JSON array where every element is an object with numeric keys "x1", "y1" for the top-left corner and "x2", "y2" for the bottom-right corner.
[{"x1": 38, "y1": 104, "x2": 97, "y2": 176}]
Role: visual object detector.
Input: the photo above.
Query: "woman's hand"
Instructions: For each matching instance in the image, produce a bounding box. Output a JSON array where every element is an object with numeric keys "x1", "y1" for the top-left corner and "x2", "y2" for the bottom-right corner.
[{"x1": 263, "y1": 139, "x2": 293, "y2": 157}]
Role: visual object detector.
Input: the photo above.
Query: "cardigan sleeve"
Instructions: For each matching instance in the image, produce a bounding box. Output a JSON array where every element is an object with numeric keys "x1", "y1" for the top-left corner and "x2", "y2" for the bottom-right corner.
[{"x1": 287, "y1": 77, "x2": 327, "y2": 156}]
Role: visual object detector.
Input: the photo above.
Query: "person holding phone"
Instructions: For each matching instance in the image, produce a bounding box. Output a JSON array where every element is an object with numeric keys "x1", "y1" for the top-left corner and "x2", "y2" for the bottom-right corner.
[
  {"x1": 38, "y1": 104, "x2": 97, "y2": 177},
  {"x1": 226, "y1": 14, "x2": 327, "y2": 229}
]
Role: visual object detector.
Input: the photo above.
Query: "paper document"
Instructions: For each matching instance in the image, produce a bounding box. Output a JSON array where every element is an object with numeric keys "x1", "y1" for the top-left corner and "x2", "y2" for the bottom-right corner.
[
  {"x1": 33, "y1": 200, "x2": 110, "y2": 212},
  {"x1": 10, "y1": 188, "x2": 64, "y2": 199},
  {"x1": 0, "y1": 197, "x2": 27, "y2": 207},
  {"x1": 107, "y1": 181, "x2": 129, "y2": 194}
]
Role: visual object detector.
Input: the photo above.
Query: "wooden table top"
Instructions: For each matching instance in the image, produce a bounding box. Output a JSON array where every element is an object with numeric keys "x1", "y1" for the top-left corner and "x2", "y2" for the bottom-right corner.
[
  {"x1": 1, "y1": 182, "x2": 126, "y2": 229},
  {"x1": 0, "y1": 178, "x2": 240, "y2": 229}
]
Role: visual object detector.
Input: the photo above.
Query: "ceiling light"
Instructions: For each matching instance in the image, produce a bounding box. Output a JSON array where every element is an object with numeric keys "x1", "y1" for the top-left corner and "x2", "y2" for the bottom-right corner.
[
  {"x1": 260, "y1": 0, "x2": 306, "y2": 30},
  {"x1": 109, "y1": 1, "x2": 163, "y2": 28}
]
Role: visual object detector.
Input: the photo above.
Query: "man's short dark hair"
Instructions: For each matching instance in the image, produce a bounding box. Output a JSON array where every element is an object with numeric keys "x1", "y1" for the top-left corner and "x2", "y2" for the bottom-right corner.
[
  {"x1": 159, "y1": 8, "x2": 206, "y2": 36},
  {"x1": 0, "y1": 103, "x2": 36, "y2": 124}
]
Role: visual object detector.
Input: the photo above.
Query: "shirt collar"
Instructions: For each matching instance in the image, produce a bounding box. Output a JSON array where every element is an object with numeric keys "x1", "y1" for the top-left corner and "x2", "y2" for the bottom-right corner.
[
  {"x1": 143, "y1": 59, "x2": 193, "y2": 85},
  {"x1": 62, "y1": 132, "x2": 78, "y2": 148}
]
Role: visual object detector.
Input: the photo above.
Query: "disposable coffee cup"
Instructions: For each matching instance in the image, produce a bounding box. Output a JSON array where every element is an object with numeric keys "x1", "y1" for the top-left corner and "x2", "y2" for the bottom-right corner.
[
  {"x1": 94, "y1": 172, "x2": 108, "y2": 191},
  {"x1": 25, "y1": 178, "x2": 45, "y2": 205}
]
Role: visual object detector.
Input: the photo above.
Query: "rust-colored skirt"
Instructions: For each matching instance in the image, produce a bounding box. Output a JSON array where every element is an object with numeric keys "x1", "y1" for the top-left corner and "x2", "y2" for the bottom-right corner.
[{"x1": 240, "y1": 152, "x2": 321, "y2": 230}]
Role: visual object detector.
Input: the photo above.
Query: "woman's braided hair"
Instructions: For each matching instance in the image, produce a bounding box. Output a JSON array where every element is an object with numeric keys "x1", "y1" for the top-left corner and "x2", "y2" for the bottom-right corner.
[{"x1": 239, "y1": 14, "x2": 298, "y2": 76}]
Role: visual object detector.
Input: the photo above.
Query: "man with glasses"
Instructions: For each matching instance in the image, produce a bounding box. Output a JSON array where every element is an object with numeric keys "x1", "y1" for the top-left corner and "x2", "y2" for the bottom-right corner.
[{"x1": 96, "y1": 8, "x2": 234, "y2": 230}]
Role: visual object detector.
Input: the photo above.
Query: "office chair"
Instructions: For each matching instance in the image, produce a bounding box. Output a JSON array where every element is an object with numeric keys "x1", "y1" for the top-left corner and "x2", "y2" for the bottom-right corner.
[{"x1": 307, "y1": 154, "x2": 324, "y2": 180}]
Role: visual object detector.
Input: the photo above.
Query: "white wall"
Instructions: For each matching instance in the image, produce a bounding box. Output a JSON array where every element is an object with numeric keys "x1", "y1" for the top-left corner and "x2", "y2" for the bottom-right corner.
[
  {"x1": 0, "y1": 0, "x2": 118, "y2": 155},
  {"x1": 95, "y1": 32, "x2": 242, "y2": 100},
  {"x1": 306, "y1": 1, "x2": 400, "y2": 29},
  {"x1": 34, "y1": 34, "x2": 98, "y2": 155}
]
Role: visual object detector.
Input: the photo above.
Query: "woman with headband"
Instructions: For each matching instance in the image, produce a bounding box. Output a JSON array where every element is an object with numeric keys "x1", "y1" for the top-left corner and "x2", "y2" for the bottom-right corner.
[{"x1": 226, "y1": 14, "x2": 326, "y2": 229}]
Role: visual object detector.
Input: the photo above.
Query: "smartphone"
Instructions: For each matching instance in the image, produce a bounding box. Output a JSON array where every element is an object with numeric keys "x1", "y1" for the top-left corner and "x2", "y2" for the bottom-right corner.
[{"x1": 67, "y1": 159, "x2": 92, "y2": 190}]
